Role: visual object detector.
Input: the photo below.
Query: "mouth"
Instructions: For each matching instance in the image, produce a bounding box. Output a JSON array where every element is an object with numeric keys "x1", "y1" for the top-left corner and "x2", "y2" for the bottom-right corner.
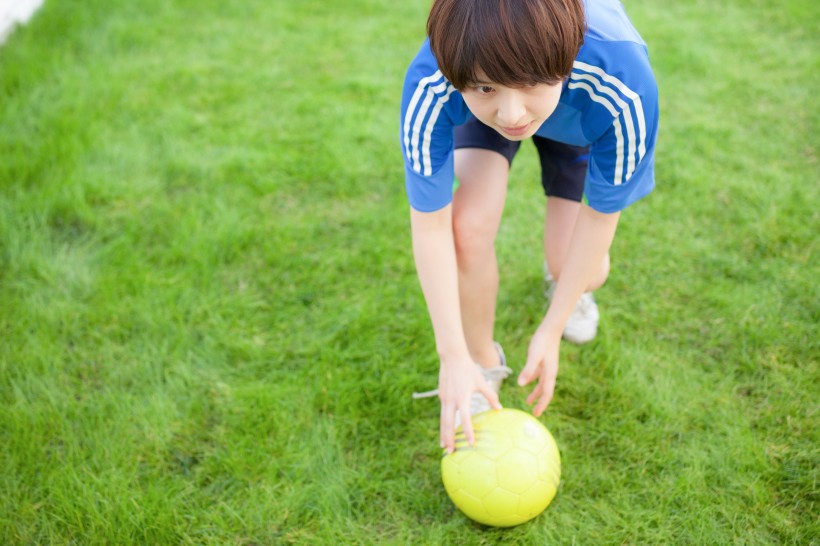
[{"x1": 499, "y1": 122, "x2": 532, "y2": 138}]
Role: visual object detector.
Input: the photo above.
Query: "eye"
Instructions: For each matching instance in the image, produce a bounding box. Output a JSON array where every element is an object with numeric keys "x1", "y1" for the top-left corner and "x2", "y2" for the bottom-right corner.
[{"x1": 474, "y1": 85, "x2": 495, "y2": 95}]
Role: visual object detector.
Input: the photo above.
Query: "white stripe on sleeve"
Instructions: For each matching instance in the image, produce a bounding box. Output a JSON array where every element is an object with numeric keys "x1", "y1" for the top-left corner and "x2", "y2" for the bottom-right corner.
[
  {"x1": 403, "y1": 70, "x2": 443, "y2": 159},
  {"x1": 574, "y1": 61, "x2": 647, "y2": 160},
  {"x1": 571, "y1": 72, "x2": 637, "y2": 181},
  {"x1": 420, "y1": 84, "x2": 456, "y2": 175},
  {"x1": 403, "y1": 71, "x2": 454, "y2": 174},
  {"x1": 568, "y1": 80, "x2": 626, "y2": 185}
]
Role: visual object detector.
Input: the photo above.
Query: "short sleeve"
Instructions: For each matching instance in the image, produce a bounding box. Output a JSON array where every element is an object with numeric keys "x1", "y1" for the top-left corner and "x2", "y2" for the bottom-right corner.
[
  {"x1": 574, "y1": 42, "x2": 660, "y2": 213},
  {"x1": 400, "y1": 40, "x2": 466, "y2": 212},
  {"x1": 585, "y1": 111, "x2": 658, "y2": 213}
]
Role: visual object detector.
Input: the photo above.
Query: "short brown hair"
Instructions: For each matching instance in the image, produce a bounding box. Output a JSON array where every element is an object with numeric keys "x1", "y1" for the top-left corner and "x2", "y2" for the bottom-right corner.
[{"x1": 427, "y1": 0, "x2": 585, "y2": 90}]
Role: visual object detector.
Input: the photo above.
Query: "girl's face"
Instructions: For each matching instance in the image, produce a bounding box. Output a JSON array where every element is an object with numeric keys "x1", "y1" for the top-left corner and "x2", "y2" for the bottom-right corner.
[{"x1": 461, "y1": 73, "x2": 564, "y2": 141}]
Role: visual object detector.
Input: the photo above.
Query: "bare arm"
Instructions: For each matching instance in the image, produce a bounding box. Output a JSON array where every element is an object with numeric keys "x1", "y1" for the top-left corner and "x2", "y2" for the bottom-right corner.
[
  {"x1": 410, "y1": 205, "x2": 469, "y2": 360},
  {"x1": 410, "y1": 205, "x2": 501, "y2": 452},
  {"x1": 518, "y1": 204, "x2": 621, "y2": 414}
]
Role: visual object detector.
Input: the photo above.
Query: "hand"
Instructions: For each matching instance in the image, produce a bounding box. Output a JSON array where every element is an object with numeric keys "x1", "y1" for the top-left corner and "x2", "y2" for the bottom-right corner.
[
  {"x1": 517, "y1": 325, "x2": 561, "y2": 416},
  {"x1": 438, "y1": 358, "x2": 502, "y2": 454}
]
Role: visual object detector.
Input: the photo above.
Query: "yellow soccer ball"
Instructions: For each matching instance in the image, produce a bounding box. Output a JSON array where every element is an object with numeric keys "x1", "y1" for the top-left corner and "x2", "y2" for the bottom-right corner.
[{"x1": 441, "y1": 408, "x2": 561, "y2": 527}]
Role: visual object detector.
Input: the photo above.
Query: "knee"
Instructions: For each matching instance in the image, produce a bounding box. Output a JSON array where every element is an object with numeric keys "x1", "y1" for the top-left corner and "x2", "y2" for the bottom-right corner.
[
  {"x1": 452, "y1": 209, "x2": 495, "y2": 263},
  {"x1": 550, "y1": 254, "x2": 610, "y2": 291},
  {"x1": 586, "y1": 254, "x2": 611, "y2": 291},
  {"x1": 547, "y1": 261, "x2": 562, "y2": 283}
]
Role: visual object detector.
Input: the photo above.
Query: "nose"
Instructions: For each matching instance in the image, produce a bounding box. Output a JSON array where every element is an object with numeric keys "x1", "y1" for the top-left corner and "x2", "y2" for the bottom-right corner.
[{"x1": 496, "y1": 92, "x2": 527, "y2": 126}]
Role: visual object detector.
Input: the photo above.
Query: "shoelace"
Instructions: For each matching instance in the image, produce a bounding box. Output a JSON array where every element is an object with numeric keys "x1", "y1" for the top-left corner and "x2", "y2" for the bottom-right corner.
[
  {"x1": 481, "y1": 364, "x2": 515, "y2": 386},
  {"x1": 411, "y1": 364, "x2": 514, "y2": 400}
]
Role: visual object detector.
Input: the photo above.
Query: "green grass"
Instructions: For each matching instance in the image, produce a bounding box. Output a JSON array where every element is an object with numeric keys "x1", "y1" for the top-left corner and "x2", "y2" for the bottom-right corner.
[{"x1": 0, "y1": 0, "x2": 817, "y2": 543}]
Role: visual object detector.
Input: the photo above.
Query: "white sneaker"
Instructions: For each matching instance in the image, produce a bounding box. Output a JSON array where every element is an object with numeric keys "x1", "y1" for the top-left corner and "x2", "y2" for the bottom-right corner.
[
  {"x1": 467, "y1": 343, "x2": 513, "y2": 416},
  {"x1": 562, "y1": 291, "x2": 599, "y2": 344},
  {"x1": 411, "y1": 342, "x2": 513, "y2": 424},
  {"x1": 544, "y1": 264, "x2": 600, "y2": 344}
]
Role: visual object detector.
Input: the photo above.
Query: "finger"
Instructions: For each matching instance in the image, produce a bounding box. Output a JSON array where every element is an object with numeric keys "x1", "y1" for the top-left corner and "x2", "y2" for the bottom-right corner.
[
  {"x1": 477, "y1": 382, "x2": 502, "y2": 411},
  {"x1": 533, "y1": 369, "x2": 558, "y2": 417},
  {"x1": 526, "y1": 382, "x2": 543, "y2": 406},
  {"x1": 533, "y1": 390, "x2": 553, "y2": 417},
  {"x1": 460, "y1": 409, "x2": 476, "y2": 447},
  {"x1": 440, "y1": 404, "x2": 456, "y2": 453}
]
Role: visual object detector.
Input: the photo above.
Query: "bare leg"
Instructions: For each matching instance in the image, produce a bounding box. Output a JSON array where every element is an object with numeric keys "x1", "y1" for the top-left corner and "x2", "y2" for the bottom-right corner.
[
  {"x1": 543, "y1": 196, "x2": 610, "y2": 290},
  {"x1": 453, "y1": 148, "x2": 509, "y2": 369}
]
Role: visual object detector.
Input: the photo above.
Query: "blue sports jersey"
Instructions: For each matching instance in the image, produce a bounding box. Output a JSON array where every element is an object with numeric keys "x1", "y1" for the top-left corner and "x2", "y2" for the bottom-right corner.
[{"x1": 400, "y1": 0, "x2": 659, "y2": 213}]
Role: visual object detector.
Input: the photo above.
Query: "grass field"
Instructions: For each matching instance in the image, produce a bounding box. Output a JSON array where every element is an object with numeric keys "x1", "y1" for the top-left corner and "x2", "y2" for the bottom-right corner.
[{"x1": 1, "y1": 0, "x2": 817, "y2": 544}]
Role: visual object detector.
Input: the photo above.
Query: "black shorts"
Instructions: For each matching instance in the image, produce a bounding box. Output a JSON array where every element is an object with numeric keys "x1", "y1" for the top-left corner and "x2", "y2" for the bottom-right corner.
[{"x1": 454, "y1": 117, "x2": 589, "y2": 202}]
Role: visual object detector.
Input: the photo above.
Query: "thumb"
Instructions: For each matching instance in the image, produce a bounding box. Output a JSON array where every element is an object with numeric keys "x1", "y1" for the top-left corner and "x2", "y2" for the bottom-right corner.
[{"x1": 517, "y1": 355, "x2": 541, "y2": 386}]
